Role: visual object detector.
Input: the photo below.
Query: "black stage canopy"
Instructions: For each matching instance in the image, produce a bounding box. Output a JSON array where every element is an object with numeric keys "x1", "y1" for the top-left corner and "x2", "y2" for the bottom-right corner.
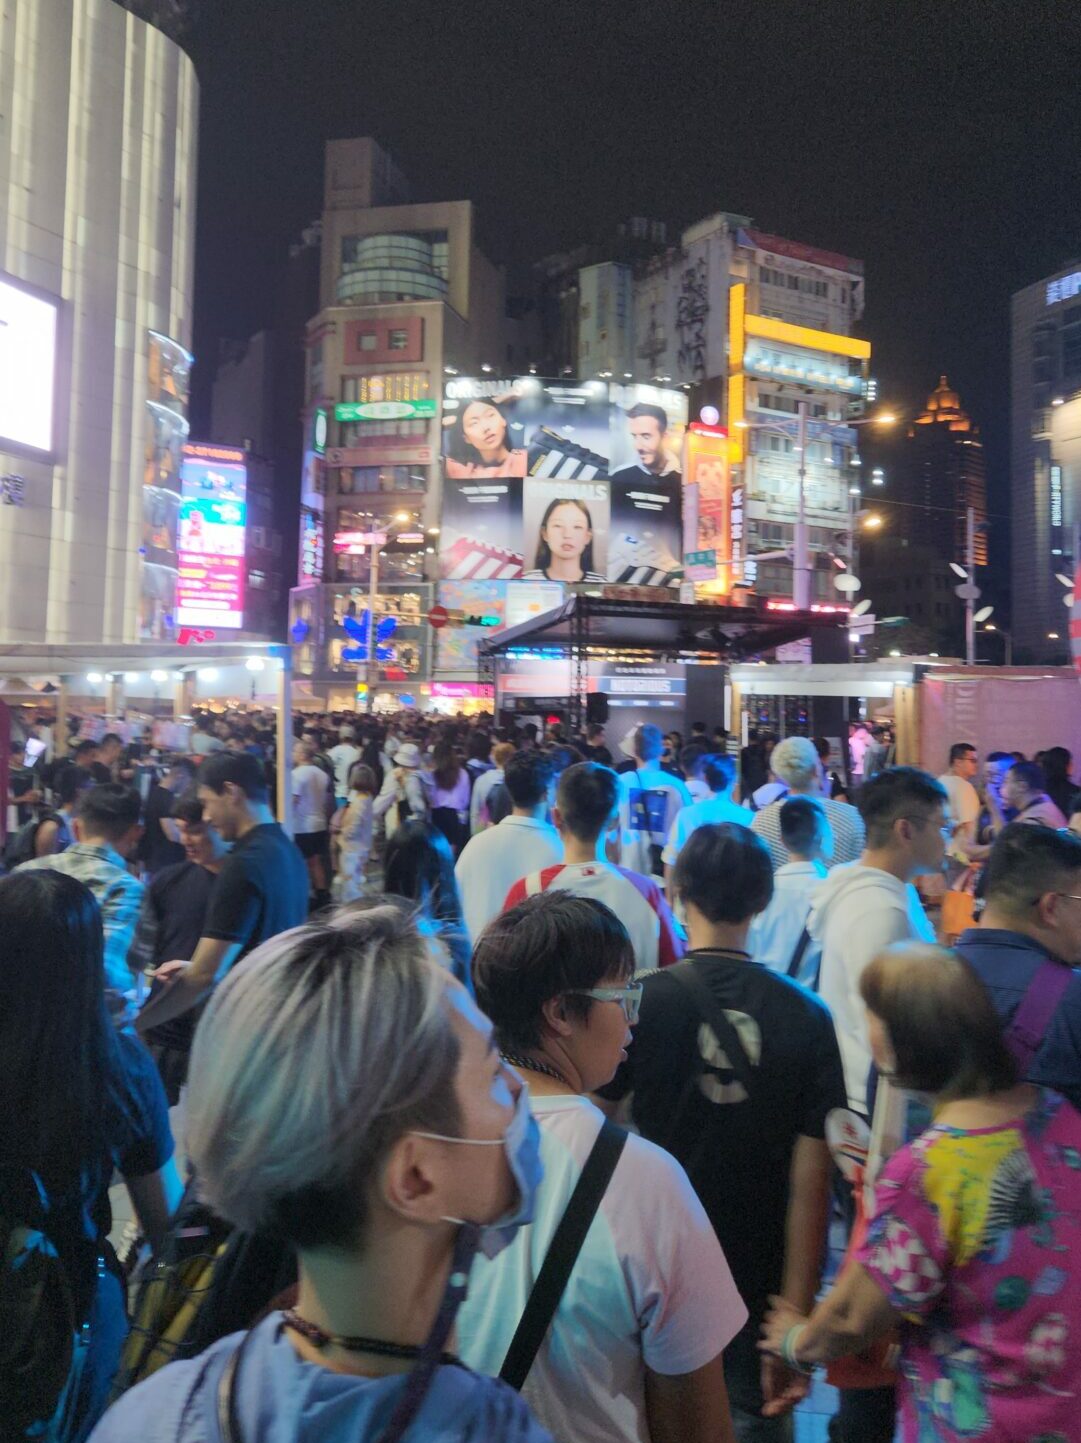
[{"x1": 480, "y1": 594, "x2": 843, "y2": 729}]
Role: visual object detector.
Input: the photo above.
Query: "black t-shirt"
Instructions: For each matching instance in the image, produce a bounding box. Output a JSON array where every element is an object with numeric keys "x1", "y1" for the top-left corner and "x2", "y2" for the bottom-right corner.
[
  {"x1": 139, "y1": 784, "x2": 186, "y2": 874},
  {"x1": 203, "y1": 823, "x2": 309, "y2": 958},
  {"x1": 142, "y1": 861, "x2": 217, "y2": 1054},
  {"x1": 600, "y1": 950, "x2": 845, "y2": 1319},
  {"x1": 583, "y1": 743, "x2": 614, "y2": 767}
]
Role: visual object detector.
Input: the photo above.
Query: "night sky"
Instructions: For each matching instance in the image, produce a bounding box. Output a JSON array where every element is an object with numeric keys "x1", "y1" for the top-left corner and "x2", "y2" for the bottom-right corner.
[{"x1": 185, "y1": 0, "x2": 1081, "y2": 571}]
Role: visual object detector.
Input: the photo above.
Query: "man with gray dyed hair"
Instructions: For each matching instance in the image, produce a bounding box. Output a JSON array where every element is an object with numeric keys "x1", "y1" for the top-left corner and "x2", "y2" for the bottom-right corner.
[{"x1": 751, "y1": 735, "x2": 865, "y2": 871}]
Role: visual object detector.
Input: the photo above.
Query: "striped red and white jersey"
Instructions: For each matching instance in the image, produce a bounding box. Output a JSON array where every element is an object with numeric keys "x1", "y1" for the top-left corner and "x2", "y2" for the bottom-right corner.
[{"x1": 502, "y1": 860, "x2": 686, "y2": 972}]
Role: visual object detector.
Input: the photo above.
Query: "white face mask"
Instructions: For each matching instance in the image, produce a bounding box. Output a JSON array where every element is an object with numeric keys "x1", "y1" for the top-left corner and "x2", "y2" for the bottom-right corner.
[{"x1": 410, "y1": 1084, "x2": 543, "y2": 1260}]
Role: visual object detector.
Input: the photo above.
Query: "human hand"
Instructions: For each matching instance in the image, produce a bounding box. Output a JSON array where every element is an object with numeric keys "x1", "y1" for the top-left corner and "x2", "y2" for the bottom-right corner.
[
  {"x1": 758, "y1": 1295, "x2": 809, "y2": 1359},
  {"x1": 151, "y1": 959, "x2": 191, "y2": 985},
  {"x1": 759, "y1": 1356, "x2": 811, "y2": 1418}
]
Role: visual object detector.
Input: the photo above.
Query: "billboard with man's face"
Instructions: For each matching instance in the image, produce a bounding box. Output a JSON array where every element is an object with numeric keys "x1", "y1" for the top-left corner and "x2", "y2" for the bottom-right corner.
[{"x1": 440, "y1": 377, "x2": 687, "y2": 589}]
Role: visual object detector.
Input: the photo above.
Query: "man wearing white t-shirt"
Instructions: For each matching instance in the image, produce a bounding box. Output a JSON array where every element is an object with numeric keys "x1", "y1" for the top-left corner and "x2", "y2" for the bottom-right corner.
[
  {"x1": 809, "y1": 767, "x2": 947, "y2": 1114},
  {"x1": 663, "y1": 752, "x2": 750, "y2": 888},
  {"x1": 326, "y1": 725, "x2": 362, "y2": 807},
  {"x1": 749, "y1": 796, "x2": 829, "y2": 988},
  {"x1": 454, "y1": 750, "x2": 562, "y2": 943},
  {"x1": 505, "y1": 762, "x2": 685, "y2": 971},
  {"x1": 292, "y1": 738, "x2": 331, "y2": 908},
  {"x1": 616, "y1": 723, "x2": 692, "y2": 878},
  {"x1": 461, "y1": 890, "x2": 746, "y2": 1443}
]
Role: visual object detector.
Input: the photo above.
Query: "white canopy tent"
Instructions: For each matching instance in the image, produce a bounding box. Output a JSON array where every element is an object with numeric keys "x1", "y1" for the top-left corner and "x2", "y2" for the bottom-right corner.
[{"x1": 0, "y1": 641, "x2": 294, "y2": 836}]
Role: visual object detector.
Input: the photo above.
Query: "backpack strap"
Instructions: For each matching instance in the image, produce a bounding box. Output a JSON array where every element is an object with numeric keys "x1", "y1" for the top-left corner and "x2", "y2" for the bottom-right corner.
[
  {"x1": 1005, "y1": 959, "x2": 1074, "y2": 1072},
  {"x1": 786, "y1": 925, "x2": 815, "y2": 985},
  {"x1": 669, "y1": 958, "x2": 757, "y2": 1097},
  {"x1": 499, "y1": 1120, "x2": 627, "y2": 1391}
]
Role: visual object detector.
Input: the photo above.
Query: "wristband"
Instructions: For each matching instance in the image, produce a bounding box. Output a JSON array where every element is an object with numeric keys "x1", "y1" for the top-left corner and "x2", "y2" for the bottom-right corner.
[{"x1": 781, "y1": 1323, "x2": 814, "y2": 1375}]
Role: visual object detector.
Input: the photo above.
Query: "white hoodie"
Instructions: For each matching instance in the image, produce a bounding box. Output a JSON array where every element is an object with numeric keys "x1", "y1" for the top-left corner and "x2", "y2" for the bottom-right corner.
[{"x1": 808, "y1": 862, "x2": 935, "y2": 1113}]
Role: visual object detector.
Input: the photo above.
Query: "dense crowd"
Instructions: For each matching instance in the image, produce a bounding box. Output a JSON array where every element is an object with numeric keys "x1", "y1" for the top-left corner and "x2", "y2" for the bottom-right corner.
[{"x1": 3, "y1": 709, "x2": 1081, "y2": 1443}]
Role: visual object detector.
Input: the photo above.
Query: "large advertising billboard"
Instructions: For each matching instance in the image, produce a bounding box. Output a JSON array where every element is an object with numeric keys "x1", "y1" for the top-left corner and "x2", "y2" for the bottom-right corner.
[
  {"x1": 0, "y1": 273, "x2": 59, "y2": 455},
  {"x1": 176, "y1": 442, "x2": 247, "y2": 628},
  {"x1": 440, "y1": 377, "x2": 687, "y2": 589}
]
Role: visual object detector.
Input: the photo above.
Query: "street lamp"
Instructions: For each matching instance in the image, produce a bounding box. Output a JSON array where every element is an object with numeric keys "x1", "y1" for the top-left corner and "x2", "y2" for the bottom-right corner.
[
  {"x1": 981, "y1": 622, "x2": 1013, "y2": 665},
  {"x1": 735, "y1": 406, "x2": 899, "y2": 610}
]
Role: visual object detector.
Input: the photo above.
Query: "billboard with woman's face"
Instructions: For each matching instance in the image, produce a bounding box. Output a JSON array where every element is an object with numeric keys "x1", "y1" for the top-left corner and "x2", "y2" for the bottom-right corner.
[{"x1": 440, "y1": 377, "x2": 687, "y2": 588}]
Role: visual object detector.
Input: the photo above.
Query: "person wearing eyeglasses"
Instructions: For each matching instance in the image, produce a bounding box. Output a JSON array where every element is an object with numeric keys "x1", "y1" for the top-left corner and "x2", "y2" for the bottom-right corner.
[
  {"x1": 459, "y1": 891, "x2": 745, "y2": 1443},
  {"x1": 955, "y1": 822, "x2": 1081, "y2": 1111}
]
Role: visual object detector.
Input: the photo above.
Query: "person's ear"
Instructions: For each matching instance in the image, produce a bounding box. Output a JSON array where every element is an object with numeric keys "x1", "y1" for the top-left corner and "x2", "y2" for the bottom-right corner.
[
  {"x1": 894, "y1": 816, "x2": 915, "y2": 846},
  {"x1": 540, "y1": 992, "x2": 573, "y2": 1039},
  {"x1": 1035, "y1": 891, "x2": 1060, "y2": 930},
  {"x1": 72, "y1": 816, "x2": 86, "y2": 843},
  {"x1": 380, "y1": 1135, "x2": 446, "y2": 1225},
  {"x1": 551, "y1": 804, "x2": 564, "y2": 831}
]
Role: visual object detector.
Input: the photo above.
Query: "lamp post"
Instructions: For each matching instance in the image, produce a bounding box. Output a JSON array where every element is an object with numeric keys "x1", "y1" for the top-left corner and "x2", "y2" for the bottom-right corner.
[
  {"x1": 736, "y1": 406, "x2": 898, "y2": 610},
  {"x1": 981, "y1": 622, "x2": 1013, "y2": 665}
]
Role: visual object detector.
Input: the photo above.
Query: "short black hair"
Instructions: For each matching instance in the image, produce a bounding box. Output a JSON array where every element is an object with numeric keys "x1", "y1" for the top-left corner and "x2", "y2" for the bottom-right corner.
[
  {"x1": 673, "y1": 823, "x2": 773, "y2": 923},
  {"x1": 780, "y1": 796, "x2": 823, "y2": 854},
  {"x1": 556, "y1": 762, "x2": 619, "y2": 841},
  {"x1": 813, "y1": 736, "x2": 831, "y2": 761},
  {"x1": 858, "y1": 767, "x2": 947, "y2": 848},
  {"x1": 701, "y1": 753, "x2": 735, "y2": 793},
  {"x1": 503, "y1": 750, "x2": 554, "y2": 809},
  {"x1": 680, "y1": 742, "x2": 708, "y2": 776},
  {"x1": 949, "y1": 742, "x2": 977, "y2": 765},
  {"x1": 198, "y1": 750, "x2": 268, "y2": 803},
  {"x1": 73, "y1": 739, "x2": 99, "y2": 760},
  {"x1": 1008, "y1": 759, "x2": 1047, "y2": 795},
  {"x1": 100, "y1": 732, "x2": 123, "y2": 749},
  {"x1": 983, "y1": 822, "x2": 1081, "y2": 916},
  {"x1": 472, "y1": 892, "x2": 634, "y2": 1051},
  {"x1": 173, "y1": 791, "x2": 207, "y2": 827},
  {"x1": 692, "y1": 721, "x2": 707, "y2": 734},
  {"x1": 54, "y1": 763, "x2": 94, "y2": 807},
  {"x1": 626, "y1": 401, "x2": 667, "y2": 432},
  {"x1": 76, "y1": 784, "x2": 142, "y2": 842}
]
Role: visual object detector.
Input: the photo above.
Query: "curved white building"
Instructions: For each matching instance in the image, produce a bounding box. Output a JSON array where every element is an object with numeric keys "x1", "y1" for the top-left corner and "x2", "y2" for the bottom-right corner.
[{"x1": 0, "y1": 0, "x2": 198, "y2": 642}]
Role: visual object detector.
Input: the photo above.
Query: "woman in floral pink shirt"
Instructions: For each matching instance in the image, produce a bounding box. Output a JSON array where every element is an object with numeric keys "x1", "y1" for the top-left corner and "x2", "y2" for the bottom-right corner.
[{"x1": 761, "y1": 943, "x2": 1081, "y2": 1443}]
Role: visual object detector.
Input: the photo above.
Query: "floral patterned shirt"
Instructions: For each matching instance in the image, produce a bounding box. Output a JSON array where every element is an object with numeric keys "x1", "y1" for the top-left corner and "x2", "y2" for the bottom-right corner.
[{"x1": 857, "y1": 1088, "x2": 1081, "y2": 1442}]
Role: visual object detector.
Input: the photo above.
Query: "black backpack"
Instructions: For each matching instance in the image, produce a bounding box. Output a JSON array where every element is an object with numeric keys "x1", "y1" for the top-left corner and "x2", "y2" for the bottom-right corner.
[
  {"x1": 0, "y1": 1169, "x2": 99, "y2": 1437},
  {"x1": 2, "y1": 811, "x2": 61, "y2": 871}
]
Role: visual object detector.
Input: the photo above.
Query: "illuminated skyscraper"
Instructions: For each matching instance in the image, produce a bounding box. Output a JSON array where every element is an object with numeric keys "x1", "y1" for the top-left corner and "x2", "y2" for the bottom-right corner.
[{"x1": 0, "y1": 0, "x2": 198, "y2": 643}]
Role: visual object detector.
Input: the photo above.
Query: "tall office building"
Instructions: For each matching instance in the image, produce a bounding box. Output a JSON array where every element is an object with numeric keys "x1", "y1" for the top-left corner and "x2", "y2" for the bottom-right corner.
[
  {"x1": 891, "y1": 376, "x2": 987, "y2": 566},
  {"x1": 0, "y1": 0, "x2": 198, "y2": 643},
  {"x1": 288, "y1": 139, "x2": 507, "y2": 708},
  {"x1": 1012, "y1": 264, "x2": 1081, "y2": 660},
  {"x1": 570, "y1": 213, "x2": 871, "y2": 605}
]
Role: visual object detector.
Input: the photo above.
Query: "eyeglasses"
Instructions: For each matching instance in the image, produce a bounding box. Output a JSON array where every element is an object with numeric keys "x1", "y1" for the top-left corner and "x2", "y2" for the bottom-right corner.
[{"x1": 565, "y1": 982, "x2": 644, "y2": 1025}]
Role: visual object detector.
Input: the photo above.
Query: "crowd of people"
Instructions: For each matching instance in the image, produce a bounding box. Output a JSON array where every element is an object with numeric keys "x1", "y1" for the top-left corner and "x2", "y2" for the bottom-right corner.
[{"x1": 4, "y1": 706, "x2": 1081, "y2": 1443}]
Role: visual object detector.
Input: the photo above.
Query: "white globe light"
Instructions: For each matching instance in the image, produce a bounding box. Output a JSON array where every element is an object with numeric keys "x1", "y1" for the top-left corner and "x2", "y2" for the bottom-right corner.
[
  {"x1": 834, "y1": 574, "x2": 862, "y2": 594},
  {"x1": 699, "y1": 405, "x2": 721, "y2": 426}
]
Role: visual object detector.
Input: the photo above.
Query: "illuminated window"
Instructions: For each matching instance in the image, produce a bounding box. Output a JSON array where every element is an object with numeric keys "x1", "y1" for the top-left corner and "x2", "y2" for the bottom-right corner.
[
  {"x1": 359, "y1": 332, "x2": 378, "y2": 351},
  {"x1": 388, "y1": 329, "x2": 409, "y2": 350}
]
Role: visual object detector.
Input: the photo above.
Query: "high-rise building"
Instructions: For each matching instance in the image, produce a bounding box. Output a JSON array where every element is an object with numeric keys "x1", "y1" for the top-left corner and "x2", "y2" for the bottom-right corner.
[
  {"x1": 0, "y1": 0, "x2": 198, "y2": 643},
  {"x1": 897, "y1": 376, "x2": 988, "y2": 567},
  {"x1": 288, "y1": 139, "x2": 507, "y2": 708},
  {"x1": 1011, "y1": 264, "x2": 1081, "y2": 660},
  {"x1": 567, "y1": 213, "x2": 871, "y2": 605}
]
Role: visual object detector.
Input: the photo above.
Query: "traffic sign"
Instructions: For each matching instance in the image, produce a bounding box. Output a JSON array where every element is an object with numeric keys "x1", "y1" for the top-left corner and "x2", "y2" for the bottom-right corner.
[{"x1": 428, "y1": 604, "x2": 449, "y2": 630}]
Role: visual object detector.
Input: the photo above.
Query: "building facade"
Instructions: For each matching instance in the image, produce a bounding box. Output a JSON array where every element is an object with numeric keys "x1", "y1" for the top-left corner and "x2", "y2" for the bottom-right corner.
[
  {"x1": 0, "y1": 0, "x2": 198, "y2": 643},
  {"x1": 1012, "y1": 265, "x2": 1081, "y2": 660},
  {"x1": 894, "y1": 376, "x2": 988, "y2": 567},
  {"x1": 570, "y1": 214, "x2": 871, "y2": 605},
  {"x1": 288, "y1": 139, "x2": 507, "y2": 707}
]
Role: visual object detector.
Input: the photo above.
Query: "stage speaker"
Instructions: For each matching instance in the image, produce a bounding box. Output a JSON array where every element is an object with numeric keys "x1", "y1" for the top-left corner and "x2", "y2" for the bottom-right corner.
[{"x1": 586, "y1": 693, "x2": 609, "y2": 724}]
